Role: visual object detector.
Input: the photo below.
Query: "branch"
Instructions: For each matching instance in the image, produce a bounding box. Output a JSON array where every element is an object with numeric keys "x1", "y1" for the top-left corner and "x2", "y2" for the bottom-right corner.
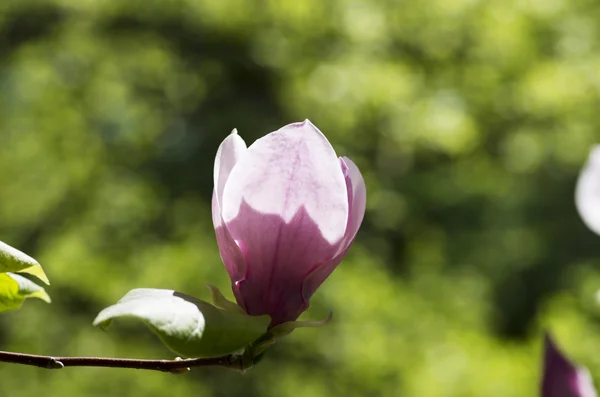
[{"x1": 0, "y1": 350, "x2": 248, "y2": 373}]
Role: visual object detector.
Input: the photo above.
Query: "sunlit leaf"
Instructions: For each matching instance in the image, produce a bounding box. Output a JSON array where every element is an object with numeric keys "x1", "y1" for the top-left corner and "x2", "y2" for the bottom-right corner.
[
  {"x1": 0, "y1": 241, "x2": 49, "y2": 285},
  {"x1": 0, "y1": 272, "x2": 51, "y2": 313},
  {"x1": 93, "y1": 288, "x2": 270, "y2": 358}
]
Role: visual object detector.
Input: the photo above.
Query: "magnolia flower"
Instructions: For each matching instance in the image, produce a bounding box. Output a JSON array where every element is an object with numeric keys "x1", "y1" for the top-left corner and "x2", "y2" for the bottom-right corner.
[
  {"x1": 541, "y1": 334, "x2": 597, "y2": 397},
  {"x1": 212, "y1": 120, "x2": 366, "y2": 326},
  {"x1": 576, "y1": 146, "x2": 600, "y2": 235}
]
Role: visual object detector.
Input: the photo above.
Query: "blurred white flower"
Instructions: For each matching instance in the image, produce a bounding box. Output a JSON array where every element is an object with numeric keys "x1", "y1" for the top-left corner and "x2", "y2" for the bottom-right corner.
[{"x1": 575, "y1": 145, "x2": 600, "y2": 235}]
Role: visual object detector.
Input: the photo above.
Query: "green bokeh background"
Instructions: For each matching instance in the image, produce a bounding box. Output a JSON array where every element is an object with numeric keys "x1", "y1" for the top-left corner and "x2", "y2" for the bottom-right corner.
[{"x1": 1, "y1": 0, "x2": 600, "y2": 395}]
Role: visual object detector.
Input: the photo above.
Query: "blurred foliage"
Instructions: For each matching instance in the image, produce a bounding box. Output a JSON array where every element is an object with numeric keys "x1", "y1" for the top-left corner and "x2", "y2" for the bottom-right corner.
[{"x1": 0, "y1": 0, "x2": 600, "y2": 396}]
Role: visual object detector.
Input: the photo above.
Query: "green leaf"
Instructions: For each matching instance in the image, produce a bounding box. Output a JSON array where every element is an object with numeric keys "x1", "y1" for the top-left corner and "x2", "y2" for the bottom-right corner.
[
  {"x1": 93, "y1": 288, "x2": 271, "y2": 358},
  {"x1": 268, "y1": 311, "x2": 333, "y2": 338},
  {"x1": 0, "y1": 241, "x2": 49, "y2": 285},
  {"x1": 0, "y1": 272, "x2": 51, "y2": 313},
  {"x1": 205, "y1": 284, "x2": 245, "y2": 313}
]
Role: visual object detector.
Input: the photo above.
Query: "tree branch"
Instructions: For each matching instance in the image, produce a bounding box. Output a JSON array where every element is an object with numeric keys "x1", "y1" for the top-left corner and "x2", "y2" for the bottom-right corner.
[{"x1": 0, "y1": 350, "x2": 246, "y2": 373}]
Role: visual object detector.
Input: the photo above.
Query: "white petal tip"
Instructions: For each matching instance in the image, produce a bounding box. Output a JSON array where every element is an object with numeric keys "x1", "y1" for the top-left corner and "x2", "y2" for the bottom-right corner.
[
  {"x1": 285, "y1": 119, "x2": 316, "y2": 131},
  {"x1": 588, "y1": 145, "x2": 600, "y2": 164},
  {"x1": 302, "y1": 119, "x2": 316, "y2": 128}
]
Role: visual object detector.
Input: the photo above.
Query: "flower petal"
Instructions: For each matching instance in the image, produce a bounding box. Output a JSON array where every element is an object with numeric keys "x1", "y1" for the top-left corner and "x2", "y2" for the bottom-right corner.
[
  {"x1": 212, "y1": 129, "x2": 248, "y2": 302},
  {"x1": 542, "y1": 333, "x2": 598, "y2": 397},
  {"x1": 337, "y1": 156, "x2": 367, "y2": 254},
  {"x1": 226, "y1": 202, "x2": 341, "y2": 325},
  {"x1": 212, "y1": 191, "x2": 247, "y2": 301},
  {"x1": 576, "y1": 145, "x2": 600, "y2": 236},
  {"x1": 301, "y1": 156, "x2": 367, "y2": 303},
  {"x1": 221, "y1": 120, "x2": 348, "y2": 245},
  {"x1": 219, "y1": 120, "x2": 350, "y2": 325},
  {"x1": 214, "y1": 129, "x2": 247, "y2": 217}
]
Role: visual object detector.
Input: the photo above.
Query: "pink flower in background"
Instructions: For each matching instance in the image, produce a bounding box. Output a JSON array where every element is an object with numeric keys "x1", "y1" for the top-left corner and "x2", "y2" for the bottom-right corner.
[
  {"x1": 212, "y1": 120, "x2": 366, "y2": 326},
  {"x1": 542, "y1": 334, "x2": 597, "y2": 397}
]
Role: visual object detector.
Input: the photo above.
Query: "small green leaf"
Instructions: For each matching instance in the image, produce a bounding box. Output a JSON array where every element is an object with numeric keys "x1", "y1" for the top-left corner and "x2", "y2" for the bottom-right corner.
[
  {"x1": 0, "y1": 241, "x2": 49, "y2": 285},
  {"x1": 93, "y1": 288, "x2": 270, "y2": 358},
  {"x1": 0, "y1": 272, "x2": 51, "y2": 313},
  {"x1": 205, "y1": 284, "x2": 244, "y2": 313},
  {"x1": 269, "y1": 311, "x2": 333, "y2": 338}
]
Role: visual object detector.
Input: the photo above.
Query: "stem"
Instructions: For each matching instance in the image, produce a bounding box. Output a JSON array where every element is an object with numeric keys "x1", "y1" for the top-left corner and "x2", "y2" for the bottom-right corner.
[{"x1": 0, "y1": 350, "x2": 245, "y2": 373}]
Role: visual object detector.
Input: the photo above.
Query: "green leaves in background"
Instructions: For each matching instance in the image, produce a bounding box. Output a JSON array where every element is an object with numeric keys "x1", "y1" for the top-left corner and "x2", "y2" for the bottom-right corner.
[
  {"x1": 1, "y1": 0, "x2": 600, "y2": 394},
  {"x1": 93, "y1": 288, "x2": 271, "y2": 358},
  {"x1": 0, "y1": 273, "x2": 51, "y2": 313},
  {"x1": 0, "y1": 241, "x2": 50, "y2": 313}
]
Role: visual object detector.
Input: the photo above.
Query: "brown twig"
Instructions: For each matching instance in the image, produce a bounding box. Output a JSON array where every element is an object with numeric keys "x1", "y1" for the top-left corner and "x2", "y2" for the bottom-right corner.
[{"x1": 0, "y1": 350, "x2": 245, "y2": 372}]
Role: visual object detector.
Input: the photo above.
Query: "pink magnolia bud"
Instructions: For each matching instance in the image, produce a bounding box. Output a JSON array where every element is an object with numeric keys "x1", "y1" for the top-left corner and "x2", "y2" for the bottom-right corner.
[
  {"x1": 212, "y1": 120, "x2": 366, "y2": 326},
  {"x1": 542, "y1": 334, "x2": 597, "y2": 397}
]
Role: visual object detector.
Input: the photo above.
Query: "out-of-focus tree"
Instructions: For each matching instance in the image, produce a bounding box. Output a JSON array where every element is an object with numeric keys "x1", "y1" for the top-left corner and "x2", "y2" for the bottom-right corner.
[{"x1": 1, "y1": 0, "x2": 599, "y2": 396}]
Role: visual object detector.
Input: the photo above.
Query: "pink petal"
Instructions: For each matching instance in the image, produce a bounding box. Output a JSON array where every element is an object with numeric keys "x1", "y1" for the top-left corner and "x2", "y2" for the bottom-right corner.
[
  {"x1": 213, "y1": 129, "x2": 247, "y2": 221},
  {"x1": 542, "y1": 334, "x2": 597, "y2": 397},
  {"x1": 220, "y1": 120, "x2": 350, "y2": 325},
  {"x1": 221, "y1": 120, "x2": 348, "y2": 245},
  {"x1": 301, "y1": 156, "x2": 367, "y2": 303},
  {"x1": 212, "y1": 192, "x2": 247, "y2": 298},
  {"x1": 336, "y1": 156, "x2": 367, "y2": 255},
  {"x1": 576, "y1": 145, "x2": 600, "y2": 236},
  {"x1": 227, "y1": 201, "x2": 342, "y2": 324},
  {"x1": 211, "y1": 130, "x2": 248, "y2": 303}
]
